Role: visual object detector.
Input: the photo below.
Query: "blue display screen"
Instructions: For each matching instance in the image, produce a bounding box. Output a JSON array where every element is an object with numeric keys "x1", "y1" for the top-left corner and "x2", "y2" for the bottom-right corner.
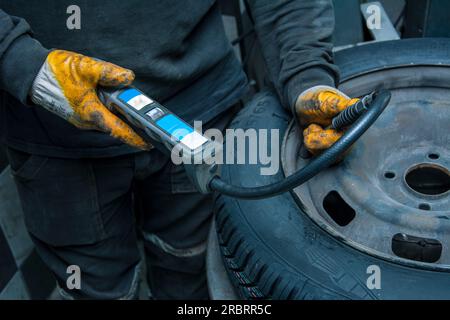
[
  {"x1": 118, "y1": 88, "x2": 141, "y2": 103},
  {"x1": 156, "y1": 114, "x2": 194, "y2": 141}
]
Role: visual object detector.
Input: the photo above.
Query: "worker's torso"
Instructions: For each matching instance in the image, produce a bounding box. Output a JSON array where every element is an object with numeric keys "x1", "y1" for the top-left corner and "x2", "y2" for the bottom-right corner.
[{"x1": 1, "y1": 0, "x2": 247, "y2": 157}]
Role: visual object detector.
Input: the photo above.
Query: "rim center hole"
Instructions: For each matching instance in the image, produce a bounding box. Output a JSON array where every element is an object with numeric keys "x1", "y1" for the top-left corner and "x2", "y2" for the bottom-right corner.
[{"x1": 405, "y1": 164, "x2": 450, "y2": 196}]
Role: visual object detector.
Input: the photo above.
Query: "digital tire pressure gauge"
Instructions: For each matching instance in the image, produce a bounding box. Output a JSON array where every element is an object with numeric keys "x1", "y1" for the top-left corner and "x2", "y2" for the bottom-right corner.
[{"x1": 99, "y1": 87, "x2": 221, "y2": 193}]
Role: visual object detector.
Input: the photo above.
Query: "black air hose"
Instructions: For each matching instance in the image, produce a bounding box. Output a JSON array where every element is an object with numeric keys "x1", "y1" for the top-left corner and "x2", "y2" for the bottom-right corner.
[{"x1": 209, "y1": 89, "x2": 391, "y2": 199}]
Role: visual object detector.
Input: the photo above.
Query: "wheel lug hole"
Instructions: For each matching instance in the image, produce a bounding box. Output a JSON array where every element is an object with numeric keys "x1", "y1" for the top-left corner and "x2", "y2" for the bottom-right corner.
[
  {"x1": 428, "y1": 153, "x2": 440, "y2": 160},
  {"x1": 384, "y1": 171, "x2": 396, "y2": 179},
  {"x1": 418, "y1": 203, "x2": 432, "y2": 211}
]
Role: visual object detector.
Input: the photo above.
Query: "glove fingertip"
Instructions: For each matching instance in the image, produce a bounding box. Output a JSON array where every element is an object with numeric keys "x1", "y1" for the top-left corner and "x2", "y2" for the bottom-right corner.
[
  {"x1": 303, "y1": 123, "x2": 322, "y2": 135},
  {"x1": 109, "y1": 119, "x2": 151, "y2": 150},
  {"x1": 99, "y1": 63, "x2": 135, "y2": 87}
]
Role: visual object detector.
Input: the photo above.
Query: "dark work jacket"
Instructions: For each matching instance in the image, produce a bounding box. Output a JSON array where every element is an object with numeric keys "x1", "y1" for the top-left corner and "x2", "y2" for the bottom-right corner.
[{"x1": 0, "y1": 0, "x2": 338, "y2": 158}]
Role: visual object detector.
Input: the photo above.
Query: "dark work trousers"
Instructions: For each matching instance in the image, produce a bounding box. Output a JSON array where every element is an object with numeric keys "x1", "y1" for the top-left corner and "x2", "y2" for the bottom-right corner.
[{"x1": 6, "y1": 107, "x2": 239, "y2": 300}]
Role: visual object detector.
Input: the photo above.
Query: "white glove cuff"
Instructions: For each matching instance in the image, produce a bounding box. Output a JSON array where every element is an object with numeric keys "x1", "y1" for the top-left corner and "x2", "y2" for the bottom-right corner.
[{"x1": 30, "y1": 60, "x2": 74, "y2": 121}]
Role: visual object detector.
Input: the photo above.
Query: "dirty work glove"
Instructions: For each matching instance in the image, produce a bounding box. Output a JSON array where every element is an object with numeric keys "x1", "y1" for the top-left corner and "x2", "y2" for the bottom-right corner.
[
  {"x1": 295, "y1": 85, "x2": 359, "y2": 155},
  {"x1": 30, "y1": 50, "x2": 149, "y2": 150}
]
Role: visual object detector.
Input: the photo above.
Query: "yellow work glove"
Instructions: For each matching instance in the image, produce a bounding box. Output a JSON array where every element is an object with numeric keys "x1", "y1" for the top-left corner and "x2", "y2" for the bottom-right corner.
[
  {"x1": 295, "y1": 86, "x2": 359, "y2": 155},
  {"x1": 30, "y1": 50, "x2": 149, "y2": 150}
]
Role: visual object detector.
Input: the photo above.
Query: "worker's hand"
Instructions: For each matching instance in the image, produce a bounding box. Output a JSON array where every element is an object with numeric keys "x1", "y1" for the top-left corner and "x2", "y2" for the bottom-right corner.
[
  {"x1": 295, "y1": 86, "x2": 359, "y2": 155},
  {"x1": 30, "y1": 50, "x2": 150, "y2": 150}
]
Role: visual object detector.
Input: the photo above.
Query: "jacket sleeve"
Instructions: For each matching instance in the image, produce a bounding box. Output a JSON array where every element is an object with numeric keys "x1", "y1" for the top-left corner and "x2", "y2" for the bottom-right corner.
[
  {"x1": 246, "y1": 0, "x2": 339, "y2": 112},
  {"x1": 0, "y1": 9, "x2": 49, "y2": 104}
]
